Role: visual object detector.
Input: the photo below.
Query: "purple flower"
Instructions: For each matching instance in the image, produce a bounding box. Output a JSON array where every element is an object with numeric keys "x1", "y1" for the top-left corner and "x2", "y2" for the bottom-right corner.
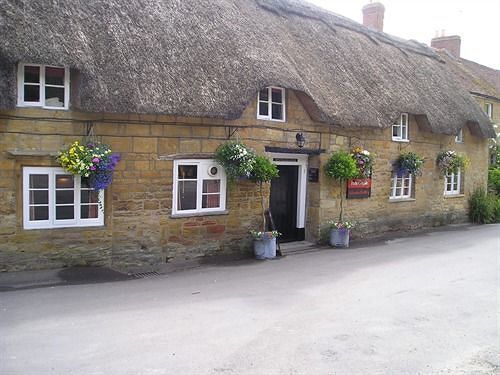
[
  {"x1": 92, "y1": 157, "x2": 100, "y2": 163},
  {"x1": 90, "y1": 166, "x2": 96, "y2": 171}
]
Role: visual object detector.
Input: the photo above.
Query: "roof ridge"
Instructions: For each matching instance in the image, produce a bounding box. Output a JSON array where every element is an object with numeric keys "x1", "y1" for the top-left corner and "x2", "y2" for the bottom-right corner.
[{"x1": 255, "y1": 0, "x2": 440, "y2": 60}]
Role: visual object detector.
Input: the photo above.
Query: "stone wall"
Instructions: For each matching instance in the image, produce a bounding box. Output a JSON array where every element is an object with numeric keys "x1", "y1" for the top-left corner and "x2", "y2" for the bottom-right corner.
[{"x1": 0, "y1": 90, "x2": 490, "y2": 271}]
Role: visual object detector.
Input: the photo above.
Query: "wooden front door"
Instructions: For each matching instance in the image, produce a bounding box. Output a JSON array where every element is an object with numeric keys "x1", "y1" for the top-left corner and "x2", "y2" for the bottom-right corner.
[{"x1": 269, "y1": 165, "x2": 300, "y2": 242}]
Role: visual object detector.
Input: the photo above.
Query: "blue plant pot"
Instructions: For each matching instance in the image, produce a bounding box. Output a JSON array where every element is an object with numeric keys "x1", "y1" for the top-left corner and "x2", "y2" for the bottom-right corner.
[{"x1": 330, "y1": 228, "x2": 350, "y2": 248}]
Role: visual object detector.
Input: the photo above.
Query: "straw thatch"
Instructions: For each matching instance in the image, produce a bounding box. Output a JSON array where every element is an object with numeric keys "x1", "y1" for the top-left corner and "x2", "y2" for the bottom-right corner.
[
  {"x1": 439, "y1": 52, "x2": 500, "y2": 100},
  {"x1": 0, "y1": 0, "x2": 495, "y2": 137}
]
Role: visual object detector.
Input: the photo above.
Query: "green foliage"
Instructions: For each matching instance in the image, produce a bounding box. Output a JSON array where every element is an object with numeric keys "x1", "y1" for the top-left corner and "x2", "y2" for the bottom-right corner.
[
  {"x1": 249, "y1": 155, "x2": 279, "y2": 183},
  {"x1": 494, "y1": 197, "x2": 500, "y2": 222},
  {"x1": 324, "y1": 151, "x2": 359, "y2": 181},
  {"x1": 469, "y1": 188, "x2": 495, "y2": 224},
  {"x1": 215, "y1": 141, "x2": 256, "y2": 183},
  {"x1": 395, "y1": 152, "x2": 425, "y2": 176},
  {"x1": 436, "y1": 150, "x2": 469, "y2": 175},
  {"x1": 488, "y1": 168, "x2": 500, "y2": 195}
]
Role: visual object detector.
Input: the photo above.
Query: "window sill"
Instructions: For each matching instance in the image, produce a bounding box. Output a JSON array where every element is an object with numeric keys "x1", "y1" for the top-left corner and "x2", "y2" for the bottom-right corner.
[
  {"x1": 391, "y1": 139, "x2": 410, "y2": 143},
  {"x1": 17, "y1": 104, "x2": 69, "y2": 111},
  {"x1": 256, "y1": 116, "x2": 286, "y2": 123},
  {"x1": 24, "y1": 224, "x2": 105, "y2": 231},
  {"x1": 444, "y1": 194, "x2": 465, "y2": 199},
  {"x1": 170, "y1": 210, "x2": 229, "y2": 219},
  {"x1": 388, "y1": 198, "x2": 416, "y2": 203}
]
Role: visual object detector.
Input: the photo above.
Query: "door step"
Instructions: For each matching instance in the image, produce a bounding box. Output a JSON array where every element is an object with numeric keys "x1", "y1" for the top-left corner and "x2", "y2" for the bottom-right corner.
[{"x1": 279, "y1": 241, "x2": 318, "y2": 256}]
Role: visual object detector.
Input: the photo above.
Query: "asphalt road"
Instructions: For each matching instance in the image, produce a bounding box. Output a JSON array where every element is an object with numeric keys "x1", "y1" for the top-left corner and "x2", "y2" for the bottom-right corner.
[{"x1": 1, "y1": 225, "x2": 499, "y2": 375}]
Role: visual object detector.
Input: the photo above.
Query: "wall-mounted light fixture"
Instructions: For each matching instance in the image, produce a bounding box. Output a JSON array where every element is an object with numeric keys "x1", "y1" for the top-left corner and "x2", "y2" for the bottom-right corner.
[{"x1": 296, "y1": 132, "x2": 306, "y2": 148}]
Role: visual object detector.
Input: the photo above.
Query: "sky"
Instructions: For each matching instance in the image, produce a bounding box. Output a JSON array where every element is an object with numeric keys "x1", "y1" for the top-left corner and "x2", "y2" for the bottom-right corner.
[{"x1": 307, "y1": 0, "x2": 500, "y2": 69}]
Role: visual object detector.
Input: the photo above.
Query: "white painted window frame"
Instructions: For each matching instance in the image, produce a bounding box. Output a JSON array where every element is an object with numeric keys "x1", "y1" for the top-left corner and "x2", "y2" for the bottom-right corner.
[
  {"x1": 23, "y1": 167, "x2": 104, "y2": 230},
  {"x1": 17, "y1": 63, "x2": 70, "y2": 110},
  {"x1": 172, "y1": 159, "x2": 227, "y2": 215},
  {"x1": 268, "y1": 153, "x2": 308, "y2": 230},
  {"x1": 389, "y1": 172, "x2": 413, "y2": 200},
  {"x1": 392, "y1": 113, "x2": 409, "y2": 142},
  {"x1": 485, "y1": 102, "x2": 493, "y2": 119},
  {"x1": 455, "y1": 128, "x2": 464, "y2": 143},
  {"x1": 257, "y1": 86, "x2": 286, "y2": 122},
  {"x1": 444, "y1": 169, "x2": 461, "y2": 196}
]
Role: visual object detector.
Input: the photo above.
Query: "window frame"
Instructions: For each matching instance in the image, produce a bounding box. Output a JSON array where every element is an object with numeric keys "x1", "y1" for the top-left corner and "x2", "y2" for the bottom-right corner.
[
  {"x1": 485, "y1": 102, "x2": 493, "y2": 119},
  {"x1": 392, "y1": 113, "x2": 409, "y2": 142},
  {"x1": 17, "y1": 63, "x2": 70, "y2": 110},
  {"x1": 23, "y1": 167, "x2": 104, "y2": 230},
  {"x1": 389, "y1": 172, "x2": 413, "y2": 200},
  {"x1": 257, "y1": 86, "x2": 286, "y2": 122},
  {"x1": 172, "y1": 159, "x2": 227, "y2": 216},
  {"x1": 444, "y1": 169, "x2": 462, "y2": 196},
  {"x1": 455, "y1": 128, "x2": 464, "y2": 143}
]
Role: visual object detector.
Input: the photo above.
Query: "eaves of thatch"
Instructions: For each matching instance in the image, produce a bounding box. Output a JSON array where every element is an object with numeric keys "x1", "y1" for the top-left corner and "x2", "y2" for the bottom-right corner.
[{"x1": 0, "y1": 0, "x2": 495, "y2": 138}]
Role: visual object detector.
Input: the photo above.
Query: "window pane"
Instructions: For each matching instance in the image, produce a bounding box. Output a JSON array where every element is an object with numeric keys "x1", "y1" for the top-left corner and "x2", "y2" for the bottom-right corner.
[
  {"x1": 271, "y1": 88, "x2": 282, "y2": 103},
  {"x1": 56, "y1": 206, "x2": 74, "y2": 220},
  {"x1": 30, "y1": 174, "x2": 48, "y2": 188},
  {"x1": 81, "y1": 178, "x2": 91, "y2": 189},
  {"x1": 401, "y1": 114, "x2": 408, "y2": 126},
  {"x1": 30, "y1": 205, "x2": 48, "y2": 221},
  {"x1": 259, "y1": 102, "x2": 269, "y2": 116},
  {"x1": 56, "y1": 175, "x2": 74, "y2": 188},
  {"x1": 178, "y1": 165, "x2": 197, "y2": 179},
  {"x1": 272, "y1": 103, "x2": 283, "y2": 120},
  {"x1": 45, "y1": 86, "x2": 65, "y2": 107},
  {"x1": 45, "y1": 67, "x2": 65, "y2": 85},
  {"x1": 24, "y1": 66, "x2": 40, "y2": 83},
  {"x1": 259, "y1": 88, "x2": 269, "y2": 101},
  {"x1": 56, "y1": 190, "x2": 74, "y2": 204},
  {"x1": 177, "y1": 181, "x2": 197, "y2": 210},
  {"x1": 81, "y1": 204, "x2": 99, "y2": 219},
  {"x1": 202, "y1": 194, "x2": 220, "y2": 208},
  {"x1": 402, "y1": 125, "x2": 407, "y2": 140},
  {"x1": 392, "y1": 125, "x2": 400, "y2": 138},
  {"x1": 24, "y1": 85, "x2": 40, "y2": 102},
  {"x1": 29, "y1": 190, "x2": 48, "y2": 205},
  {"x1": 203, "y1": 180, "x2": 220, "y2": 193},
  {"x1": 81, "y1": 190, "x2": 99, "y2": 204}
]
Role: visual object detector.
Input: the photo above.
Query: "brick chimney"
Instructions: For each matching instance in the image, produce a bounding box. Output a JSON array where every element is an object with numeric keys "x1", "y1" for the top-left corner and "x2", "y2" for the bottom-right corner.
[
  {"x1": 431, "y1": 35, "x2": 461, "y2": 58},
  {"x1": 362, "y1": 2, "x2": 385, "y2": 32}
]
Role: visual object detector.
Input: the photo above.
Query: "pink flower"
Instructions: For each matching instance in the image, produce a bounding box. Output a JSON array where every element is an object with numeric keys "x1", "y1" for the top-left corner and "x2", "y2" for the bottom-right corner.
[{"x1": 92, "y1": 157, "x2": 100, "y2": 163}]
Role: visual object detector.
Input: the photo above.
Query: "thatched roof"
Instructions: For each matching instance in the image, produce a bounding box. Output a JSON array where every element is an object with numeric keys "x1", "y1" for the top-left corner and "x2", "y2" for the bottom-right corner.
[
  {"x1": 0, "y1": 0, "x2": 495, "y2": 138},
  {"x1": 439, "y1": 52, "x2": 500, "y2": 101}
]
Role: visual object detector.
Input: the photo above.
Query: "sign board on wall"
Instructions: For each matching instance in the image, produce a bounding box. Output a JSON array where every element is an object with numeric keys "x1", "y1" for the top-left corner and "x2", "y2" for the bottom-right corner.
[{"x1": 347, "y1": 178, "x2": 372, "y2": 199}]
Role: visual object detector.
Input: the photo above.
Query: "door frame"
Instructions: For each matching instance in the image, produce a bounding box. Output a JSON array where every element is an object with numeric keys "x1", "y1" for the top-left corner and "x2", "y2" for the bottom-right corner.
[{"x1": 267, "y1": 152, "x2": 308, "y2": 231}]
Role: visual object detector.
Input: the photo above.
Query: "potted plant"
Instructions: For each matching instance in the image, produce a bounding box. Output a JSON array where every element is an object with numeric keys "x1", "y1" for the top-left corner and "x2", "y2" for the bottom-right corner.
[
  {"x1": 250, "y1": 230, "x2": 280, "y2": 259},
  {"x1": 249, "y1": 155, "x2": 280, "y2": 259},
  {"x1": 351, "y1": 147, "x2": 374, "y2": 178},
  {"x1": 436, "y1": 150, "x2": 469, "y2": 175},
  {"x1": 394, "y1": 152, "x2": 425, "y2": 176},
  {"x1": 327, "y1": 220, "x2": 355, "y2": 247},
  {"x1": 214, "y1": 141, "x2": 257, "y2": 183},
  {"x1": 57, "y1": 140, "x2": 120, "y2": 208},
  {"x1": 324, "y1": 151, "x2": 359, "y2": 247}
]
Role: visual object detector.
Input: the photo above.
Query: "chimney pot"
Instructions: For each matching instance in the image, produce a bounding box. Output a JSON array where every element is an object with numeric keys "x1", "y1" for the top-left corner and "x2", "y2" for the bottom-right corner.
[
  {"x1": 431, "y1": 35, "x2": 461, "y2": 58},
  {"x1": 362, "y1": 2, "x2": 385, "y2": 32}
]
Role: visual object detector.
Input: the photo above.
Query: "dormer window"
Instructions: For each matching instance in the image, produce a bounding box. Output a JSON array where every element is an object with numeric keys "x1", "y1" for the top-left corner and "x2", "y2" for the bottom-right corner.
[
  {"x1": 257, "y1": 87, "x2": 285, "y2": 122},
  {"x1": 455, "y1": 128, "x2": 463, "y2": 143},
  {"x1": 392, "y1": 113, "x2": 409, "y2": 142},
  {"x1": 17, "y1": 63, "x2": 69, "y2": 109}
]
